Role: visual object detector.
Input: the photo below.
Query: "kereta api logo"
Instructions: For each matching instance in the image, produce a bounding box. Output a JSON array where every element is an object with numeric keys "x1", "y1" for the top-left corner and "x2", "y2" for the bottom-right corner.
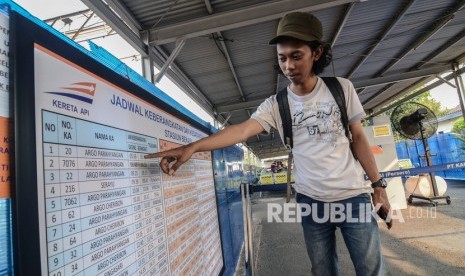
[{"x1": 46, "y1": 82, "x2": 96, "y2": 104}]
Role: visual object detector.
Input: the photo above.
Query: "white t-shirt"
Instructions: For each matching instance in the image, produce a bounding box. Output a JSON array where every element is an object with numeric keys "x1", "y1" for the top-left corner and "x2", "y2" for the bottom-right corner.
[{"x1": 251, "y1": 77, "x2": 371, "y2": 202}]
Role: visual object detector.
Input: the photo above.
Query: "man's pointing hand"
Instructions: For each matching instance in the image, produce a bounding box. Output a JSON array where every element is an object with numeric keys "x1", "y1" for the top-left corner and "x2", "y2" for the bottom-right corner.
[{"x1": 144, "y1": 145, "x2": 195, "y2": 176}]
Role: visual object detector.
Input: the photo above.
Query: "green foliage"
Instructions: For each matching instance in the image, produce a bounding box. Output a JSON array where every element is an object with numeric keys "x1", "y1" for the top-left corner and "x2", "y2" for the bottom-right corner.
[
  {"x1": 361, "y1": 119, "x2": 371, "y2": 127},
  {"x1": 451, "y1": 133, "x2": 465, "y2": 155},
  {"x1": 410, "y1": 91, "x2": 450, "y2": 117},
  {"x1": 452, "y1": 117, "x2": 465, "y2": 134},
  {"x1": 454, "y1": 133, "x2": 465, "y2": 143}
]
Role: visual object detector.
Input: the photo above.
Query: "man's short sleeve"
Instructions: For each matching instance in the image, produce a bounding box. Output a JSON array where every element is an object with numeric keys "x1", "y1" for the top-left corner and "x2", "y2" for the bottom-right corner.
[
  {"x1": 250, "y1": 96, "x2": 278, "y2": 134},
  {"x1": 337, "y1": 77, "x2": 366, "y2": 125}
]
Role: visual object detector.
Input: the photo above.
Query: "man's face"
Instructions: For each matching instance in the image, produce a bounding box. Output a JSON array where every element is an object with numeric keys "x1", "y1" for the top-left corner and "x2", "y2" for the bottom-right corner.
[{"x1": 277, "y1": 39, "x2": 320, "y2": 85}]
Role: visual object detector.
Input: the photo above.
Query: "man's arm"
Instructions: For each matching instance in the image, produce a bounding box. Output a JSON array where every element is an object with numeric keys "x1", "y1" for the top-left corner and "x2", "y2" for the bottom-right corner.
[
  {"x1": 349, "y1": 121, "x2": 391, "y2": 219},
  {"x1": 145, "y1": 119, "x2": 265, "y2": 175}
]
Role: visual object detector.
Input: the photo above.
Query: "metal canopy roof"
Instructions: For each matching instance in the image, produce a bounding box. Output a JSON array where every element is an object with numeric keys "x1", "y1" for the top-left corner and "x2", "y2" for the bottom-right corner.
[{"x1": 77, "y1": 0, "x2": 465, "y2": 159}]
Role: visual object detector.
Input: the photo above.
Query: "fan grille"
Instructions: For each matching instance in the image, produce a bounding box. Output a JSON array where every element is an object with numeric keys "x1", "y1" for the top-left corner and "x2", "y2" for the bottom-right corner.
[{"x1": 390, "y1": 102, "x2": 438, "y2": 140}]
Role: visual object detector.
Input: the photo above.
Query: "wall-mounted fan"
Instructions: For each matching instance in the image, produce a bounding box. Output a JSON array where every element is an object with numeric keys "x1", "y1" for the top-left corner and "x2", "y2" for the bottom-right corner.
[{"x1": 391, "y1": 102, "x2": 451, "y2": 205}]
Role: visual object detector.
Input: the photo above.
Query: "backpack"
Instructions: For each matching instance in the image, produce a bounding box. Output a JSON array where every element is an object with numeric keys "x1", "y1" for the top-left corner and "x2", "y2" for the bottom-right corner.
[{"x1": 276, "y1": 77, "x2": 354, "y2": 202}]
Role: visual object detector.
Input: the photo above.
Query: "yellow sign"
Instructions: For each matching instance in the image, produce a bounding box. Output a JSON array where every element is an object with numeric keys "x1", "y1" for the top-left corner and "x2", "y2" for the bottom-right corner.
[
  {"x1": 260, "y1": 174, "x2": 274, "y2": 185},
  {"x1": 373, "y1": 124, "x2": 391, "y2": 137},
  {"x1": 260, "y1": 172, "x2": 295, "y2": 185},
  {"x1": 274, "y1": 173, "x2": 287, "y2": 184},
  {"x1": 274, "y1": 172, "x2": 294, "y2": 184},
  {"x1": 398, "y1": 159, "x2": 414, "y2": 169}
]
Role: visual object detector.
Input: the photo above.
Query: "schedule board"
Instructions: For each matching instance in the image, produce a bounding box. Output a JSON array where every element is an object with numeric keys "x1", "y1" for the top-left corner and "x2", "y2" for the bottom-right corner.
[{"x1": 13, "y1": 12, "x2": 224, "y2": 276}]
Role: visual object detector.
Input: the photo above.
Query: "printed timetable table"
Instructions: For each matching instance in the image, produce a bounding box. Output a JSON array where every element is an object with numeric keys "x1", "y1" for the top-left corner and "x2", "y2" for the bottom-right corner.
[
  {"x1": 41, "y1": 110, "x2": 169, "y2": 276},
  {"x1": 160, "y1": 141, "x2": 223, "y2": 275}
]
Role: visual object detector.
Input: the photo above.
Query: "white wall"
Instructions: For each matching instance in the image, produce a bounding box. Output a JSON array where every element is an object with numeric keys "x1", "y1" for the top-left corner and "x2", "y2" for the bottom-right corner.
[{"x1": 363, "y1": 115, "x2": 407, "y2": 209}]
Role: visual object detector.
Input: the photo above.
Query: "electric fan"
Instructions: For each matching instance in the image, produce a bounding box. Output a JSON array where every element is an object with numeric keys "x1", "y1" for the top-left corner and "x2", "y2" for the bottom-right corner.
[{"x1": 391, "y1": 102, "x2": 451, "y2": 205}]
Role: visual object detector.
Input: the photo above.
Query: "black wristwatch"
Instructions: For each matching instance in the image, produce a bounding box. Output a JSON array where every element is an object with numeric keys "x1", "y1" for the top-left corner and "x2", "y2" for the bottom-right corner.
[{"x1": 371, "y1": 177, "x2": 387, "y2": 189}]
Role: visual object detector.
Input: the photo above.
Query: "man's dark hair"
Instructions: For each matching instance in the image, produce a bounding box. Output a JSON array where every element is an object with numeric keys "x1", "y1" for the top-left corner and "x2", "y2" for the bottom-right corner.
[
  {"x1": 307, "y1": 41, "x2": 332, "y2": 75},
  {"x1": 274, "y1": 38, "x2": 333, "y2": 76}
]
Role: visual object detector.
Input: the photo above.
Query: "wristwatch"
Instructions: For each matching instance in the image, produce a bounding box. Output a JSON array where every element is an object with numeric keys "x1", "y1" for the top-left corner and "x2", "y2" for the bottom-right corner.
[{"x1": 371, "y1": 177, "x2": 387, "y2": 189}]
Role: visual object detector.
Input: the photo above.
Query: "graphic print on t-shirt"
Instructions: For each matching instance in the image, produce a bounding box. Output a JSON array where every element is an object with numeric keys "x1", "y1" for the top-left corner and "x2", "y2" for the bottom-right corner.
[{"x1": 292, "y1": 101, "x2": 344, "y2": 147}]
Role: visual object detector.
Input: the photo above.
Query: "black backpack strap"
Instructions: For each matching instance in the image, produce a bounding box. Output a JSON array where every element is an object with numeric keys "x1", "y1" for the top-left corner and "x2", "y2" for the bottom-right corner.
[
  {"x1": 276, "y1": 87, "x2": 293, "y2": 150},
  {"x1": 276, "y1": 87, "x2": 294, "y2": 203},
  {"x1": 321, "y1": 77, "x2": 351, "y2": 143}
]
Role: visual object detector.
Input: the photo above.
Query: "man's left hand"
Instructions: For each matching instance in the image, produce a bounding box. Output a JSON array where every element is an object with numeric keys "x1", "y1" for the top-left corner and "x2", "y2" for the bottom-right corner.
[{"x1": 372, "y1": 188, "x2": 392, "y2": 229}]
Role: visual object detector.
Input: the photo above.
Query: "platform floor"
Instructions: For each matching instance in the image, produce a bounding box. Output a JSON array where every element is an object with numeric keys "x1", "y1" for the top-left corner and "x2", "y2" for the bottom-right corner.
[{"x1": 236, "y1": 180, "x2": 465, "y2": 275}]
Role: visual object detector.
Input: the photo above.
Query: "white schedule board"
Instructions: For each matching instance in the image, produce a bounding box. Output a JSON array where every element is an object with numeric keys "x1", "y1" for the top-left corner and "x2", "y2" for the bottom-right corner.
[{"x1": 33, "y1": 43, "x2": 223, "y2": 276}]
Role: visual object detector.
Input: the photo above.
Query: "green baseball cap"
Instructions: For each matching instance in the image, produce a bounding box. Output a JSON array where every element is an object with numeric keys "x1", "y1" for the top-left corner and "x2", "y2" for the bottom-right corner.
[{"x1": 269, "y1": 12, "x2": 323, "y2": 44}]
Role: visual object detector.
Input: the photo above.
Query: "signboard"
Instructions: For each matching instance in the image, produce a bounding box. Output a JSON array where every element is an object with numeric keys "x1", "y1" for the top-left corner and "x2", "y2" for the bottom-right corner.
[
  {"x1": 398, "y1": 158, "x2": 414, "y2": 169},
  {"x1": 259, "y1": 173, "x2": 273, "y2": 185},
  {"x1": 372, "y1": 124, "x2": 391, "y2": 137},
  {"x1": 13, "y1": 12, "x2": 224, "y2": 276},
  {"x1": 274, "y1": 172, "x2": 294, "y2": 184}
]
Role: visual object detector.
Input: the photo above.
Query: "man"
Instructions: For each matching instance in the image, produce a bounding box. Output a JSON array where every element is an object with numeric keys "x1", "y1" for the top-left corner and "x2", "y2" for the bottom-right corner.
[
  {"x1": 146, "y1": 11, "x2": 390, "y2": 276},
  {"x1": 276, "y1": 161, "x2": 286, "y2": 173},
  {"x1": 271, "y1": 161, "x2": 277, "y2": 173}
]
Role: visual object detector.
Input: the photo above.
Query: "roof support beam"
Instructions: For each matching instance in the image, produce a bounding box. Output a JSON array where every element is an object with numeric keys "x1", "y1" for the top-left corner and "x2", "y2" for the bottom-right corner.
[
  {"x1": 366, "y1": 77, "x2": 430, "y2": 112},
  {"x1": 366, "y1": 43, "x2": 465, "y2": 108},
  {"x1": 360, "y1": 0, "x2": 465, "y2": 103},
  {"x1": 81, "y1": 0, "x2": 147, "y2": 55},
  {"x1": 363, "y1": 31, "x2": 465, "y2": 106},
  {"x1": 452, "y1": 63, "x2": 465, "y2": 120},
  {"x1": 246, "y1": 140, "x2": 284, "y2": 148},
  {"x1": 345, "y1": 0, "x2": 415, "y2": 78},
  {"x1": 435, "y1": 75, "x2": 456, "y2": 89},
  {"x1": 154, "y1": 40, "x2": 185, "y2": 83},
  {"x1": 203, "y1": 0, "x2": 248, "y2": 129},
  {"x1": 148, "y1": 0, "x2": 355, "y2": 45},
  {"x1": 413, "y1": 27, "x2": 465, "y2": 70},
  {"x1": 141, "y1": 31, "x2": 155, "y2": 83},
  {"x1": 204, "y1": 0, "x2": 214, "y2": 14},
  {"x1": 354, "y1": 65, "x2": 450, "y2": 89},
  {"x1": 217, "y1": 65, "x2": 451, "y2": 113},
  {"x1": 375, "y1": 14, "x2": 455, "y2": 78},
  {"x1": 216, "y1": 99, "x2": 264, "y2": 114},
  {"x1": 212, "y1": 33, "x2": 254, "y2": 130},
  {"x1": 218, "y1": 113, "x2": 232, "y2": 129},
  {"x1": 150, "y1": 45, "x2": 214, "y2": 111},
  {"x1": 254, "y1": 147, "x2": 285, "y2": 154},
  {"x1": 330, "y1": 2, "x2": 355, "y2": 47},
  {"x1": 369, "y1": 0, "x2": 465, "y2": 79},
  {"x1": 361, "y1": 83, "x2": 395, "y2": 105},
  {"x1": 105, "y1": 0, "x2": 142, "y2": 33},
  {"x1": 214, "y1": 33, "x2": 246, "y2": 101},
  {"x1": 368, "y1": 65, "x2": 465, "y2": 118},
  {"x1": 255, "y1": 149, "x2": 289, "y2": 160}
]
